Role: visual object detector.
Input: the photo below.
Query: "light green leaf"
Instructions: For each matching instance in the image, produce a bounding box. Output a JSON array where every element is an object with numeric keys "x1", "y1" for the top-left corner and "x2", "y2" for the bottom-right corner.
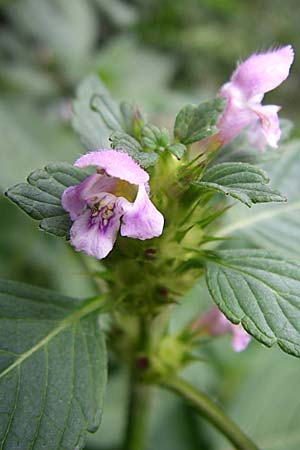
[
  {"x1": 110, "y1": 131, "x2": 158, "y2": 168},
  {"x1": 72, "y1": 75, "x2": 123, "y2": 150},
  {"x1": 206, "y1": 249, "x2": 300, "y2": 357},
  {"x1": 0, "y1": 279, "x2": 107, "y2": 450},
  {"x1": 5, "y1": 163, "x2": 89, "y2": 238},
  {"x1": 174, "y1": 98, "x2": 224, "y2": 144},
  {"x1": 219, "y1": 144, "x2": 300, "y2": 258},
  {"x1": 196, "y1": 162, "x2": 285, "y2": 207}
]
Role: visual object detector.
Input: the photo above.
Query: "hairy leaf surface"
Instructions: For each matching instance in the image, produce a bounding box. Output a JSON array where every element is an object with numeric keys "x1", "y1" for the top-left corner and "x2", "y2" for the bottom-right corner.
[
  {"x1": 6, "y1": 163, "x2": 90, "y2": 238},
  {"x1": 206, "y1": 250, "x2": 300, "y2": 357},
  {"x1": 174, "y1": 98, "x2": 224, "y2": 144},
  {"x1": 197, "y1": 162, "x2": 285, "y2": 207}
]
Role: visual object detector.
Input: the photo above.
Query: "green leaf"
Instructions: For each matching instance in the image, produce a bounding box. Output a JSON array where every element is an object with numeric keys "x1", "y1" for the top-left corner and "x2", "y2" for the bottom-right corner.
[
  {"x1": 140, "y1": 124, "x2": 170, "y2": 151},
  {"x1": 72, "y1": 75, "x2": 124, "y2": 150},
  {"x1": 219, "y1": 144, "x2": 300, "y2": 258},
  {"x1": 206, "y1": 249, "x2": 300, "y2": 357},
  {"x1": 110, "y1": 131, "x2": 158, "y2": 168},
  {"x1": 0, "y1": 279, "x2": 107, "y2": 450},
  {"x1": 5, "y1": 163, "x2": 90, "y2": 238},
  {"x1": 174, "y1": 98, "x2": 224, "y2": 145},
  {"x1": 196, "y1": 162, "x2": 285, "y2": 207}
]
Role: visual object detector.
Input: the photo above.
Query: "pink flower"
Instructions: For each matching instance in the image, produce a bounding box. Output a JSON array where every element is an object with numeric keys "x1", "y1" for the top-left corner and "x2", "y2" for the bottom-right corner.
[
  {"x1": 217, "y1": 46, "x2": 294, "y2": 150},
  {"x1": 62, "y1": 150, "x2": 164, "y2": 259},
  {"x1": 195, "y1": 306, "x2": 250, "y2": 352}
]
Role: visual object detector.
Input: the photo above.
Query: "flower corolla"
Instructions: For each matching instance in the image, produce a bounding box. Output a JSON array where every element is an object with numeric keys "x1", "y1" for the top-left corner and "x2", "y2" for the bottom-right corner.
[
  {"x1": 62, "y1": 150, "x2": 164, "y2": 259},
  {"x1": 217, "y1": 45, "x2": 294, "y2": 150}
]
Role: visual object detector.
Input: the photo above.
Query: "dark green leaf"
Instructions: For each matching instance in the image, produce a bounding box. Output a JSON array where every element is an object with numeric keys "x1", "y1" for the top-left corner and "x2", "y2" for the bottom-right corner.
[
  {"x1": 174, "y1": 98, "x2": 224, "y2": 144},
  {"x1": 5, "y1": 163, "x2": 90, "y2": 238},
  {"x1": 72, "y1": 75, "x2": 123, "y2": 150},
  {"x1": 206, "y1": 249, "x2": 300, "y2": 357},
  {"x1": 110, "y1": 131, "x2": 158, "y2": 168},
  {"x1": 0, "y1": 279, "x2": 107, "y2": 450},
  {"x1": 196, "y1": 162, "x2": 285, "y2": 207}
]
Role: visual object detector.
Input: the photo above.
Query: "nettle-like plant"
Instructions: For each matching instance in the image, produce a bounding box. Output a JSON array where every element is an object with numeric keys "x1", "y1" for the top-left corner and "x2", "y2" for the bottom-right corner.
[{"x1": 1, "y1": 45, "x2": 299, "y2": 450}]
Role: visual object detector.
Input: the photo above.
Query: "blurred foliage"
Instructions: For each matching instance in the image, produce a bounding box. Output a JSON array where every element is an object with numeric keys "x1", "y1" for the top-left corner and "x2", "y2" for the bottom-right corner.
[{"x1": 0, "y1": 0, "x2": 300, "y2": 449}]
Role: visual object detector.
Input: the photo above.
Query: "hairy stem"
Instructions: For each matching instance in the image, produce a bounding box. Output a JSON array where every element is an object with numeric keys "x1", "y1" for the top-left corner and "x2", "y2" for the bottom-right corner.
[{"x1": 163, "y1": 376, "x2": 261, "y2": 450}]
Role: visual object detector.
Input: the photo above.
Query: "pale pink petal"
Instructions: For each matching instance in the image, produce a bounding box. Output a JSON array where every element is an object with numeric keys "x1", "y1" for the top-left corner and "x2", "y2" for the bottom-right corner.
[
  {"x1": 69, "y1": 197, "x2": 124, "y2": 259},
  {"x1": 62, "y1": 185, "x2": 86, "y2": 220},
  {"x1": 74, "y1": 149, "x2": 149, "y2": 185},
  {"x1": 231, "y1": 325, "x2": 251, "y2": 352},
  {"x1": 231, "y1": 45, "x2": 294, "y2": 98},
  {"x1": 217, "y1": 89, "x2": 256, "y2": 144},
  {"x1": 251, "y1": 104, "x2": 281, "y2": 148},
  {"x1": 121, "y1": 184, "x2": 164, "y2": 240}
]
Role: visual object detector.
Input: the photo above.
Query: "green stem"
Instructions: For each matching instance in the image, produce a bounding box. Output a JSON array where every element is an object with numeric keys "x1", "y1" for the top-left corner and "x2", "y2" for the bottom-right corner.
[
  {"x1": 123, "y1": 317, "x2": 152, "y2": 450},
  {"x1": 123, "y1": 372, "x2": 151, "y2": 450},
  {"x1": 163, "y1": 377, "x2": 261, "y2": 450}
]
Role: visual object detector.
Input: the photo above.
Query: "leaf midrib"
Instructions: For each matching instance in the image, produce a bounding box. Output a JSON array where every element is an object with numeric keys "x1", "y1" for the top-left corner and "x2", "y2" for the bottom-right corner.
[
  {"x1": 208, "y1": 258, "x2": 297, "y2": 299},
  {"x1": 0, "y1": 296, "x2": 105, "y2": 381}
]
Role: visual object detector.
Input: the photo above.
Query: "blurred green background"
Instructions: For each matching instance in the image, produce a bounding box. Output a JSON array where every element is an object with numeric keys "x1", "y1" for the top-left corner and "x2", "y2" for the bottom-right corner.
[{"x1": 1, "y1": 0, "x2": 300, "y2": 449}]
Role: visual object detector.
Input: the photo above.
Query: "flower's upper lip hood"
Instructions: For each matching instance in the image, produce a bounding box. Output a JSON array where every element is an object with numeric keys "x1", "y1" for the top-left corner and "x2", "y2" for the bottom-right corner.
[
  {"x1": 74, "y1": 149, "x2": 149, "y2": 185},
  {"x1": 230, "y1": 45, "x2": 294, "y2": 98}
]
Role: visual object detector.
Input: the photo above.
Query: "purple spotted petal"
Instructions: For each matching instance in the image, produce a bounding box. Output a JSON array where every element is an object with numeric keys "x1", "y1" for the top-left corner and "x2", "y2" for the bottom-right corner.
[
  {"x1": 62, "y1": 172, "x2": 128, "y2": 219},
  {"x1": 121, "y1": 184, "x2": 164, "y2": 240},
  {"x1": 74, "y1": 149, "x2": 149, "y2": 185},
  {"x1": 231, "y1": 45, "x2": 294, "y2": 98},
  {"x1": 69, "y1": 194, "x2": 129, "y2": 259}
]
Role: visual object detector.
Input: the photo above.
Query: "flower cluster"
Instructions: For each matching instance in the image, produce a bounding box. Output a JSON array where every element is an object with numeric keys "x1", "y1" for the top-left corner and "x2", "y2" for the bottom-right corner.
[{"x1": 61, "y1": 45, "x2": 294, "y2": 352}]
